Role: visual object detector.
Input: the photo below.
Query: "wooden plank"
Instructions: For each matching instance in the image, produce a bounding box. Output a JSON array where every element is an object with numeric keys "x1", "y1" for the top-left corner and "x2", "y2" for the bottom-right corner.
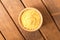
[
  {"x1": 0, "y1": 32, "x2": 4, "y2": 40},
  {"x1": 0, "y1": 34, "x2": 4, "y2": 40},
  {"x1": 22, "y1": 0, "x2": 60, "y2": 40},
  {"x1": 42, "y1": 0, "x2": 60, "y2": 30},
  {"x1": 0, "y1": 2, "x2": 24, "y2": 40},
  {"x1": 1, "y1": 0, "x2": 44, "y2": 40}
]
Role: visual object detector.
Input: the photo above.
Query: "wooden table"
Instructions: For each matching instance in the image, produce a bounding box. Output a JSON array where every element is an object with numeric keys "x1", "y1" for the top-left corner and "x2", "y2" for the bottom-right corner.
[{"x1": 0, "y1": 0, "x2": 60, "y2": 40}]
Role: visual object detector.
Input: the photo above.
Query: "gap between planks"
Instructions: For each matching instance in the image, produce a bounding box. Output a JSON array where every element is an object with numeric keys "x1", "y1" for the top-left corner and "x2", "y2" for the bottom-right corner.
[{"x1": 0, "y1": 31, "x2": 6, "y2": 40}]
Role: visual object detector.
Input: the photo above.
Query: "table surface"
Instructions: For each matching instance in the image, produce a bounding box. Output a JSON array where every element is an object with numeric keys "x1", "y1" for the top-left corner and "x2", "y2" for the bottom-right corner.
[{"x1": 0, "y1": 0, "x2": 60, "y2": 40}]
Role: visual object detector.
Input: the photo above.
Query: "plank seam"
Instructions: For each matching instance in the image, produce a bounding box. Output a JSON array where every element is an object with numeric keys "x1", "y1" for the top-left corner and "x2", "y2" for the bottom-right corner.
[
  {"x1": 0, "y1": 0, "x2": 26, "y2": 40},
  {"x1": 38, "y1": 30, "x2": 46, "y2": 40},
  {"x1": 0, "y1": 31, "x2": 6, "y2": 40},
  {"x1": 20, "y1": 0, "x2": 26, "y2": 8},
  {"x1": 41, "y1": 0, "x2": 60, "y2": 31}
]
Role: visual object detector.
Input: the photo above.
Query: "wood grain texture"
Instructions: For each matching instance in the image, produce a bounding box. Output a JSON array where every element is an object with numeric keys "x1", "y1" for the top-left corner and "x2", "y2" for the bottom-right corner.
[
  {"x1": 22, "y1": 0, "x2": 60, "y2": 40},
  {"x1": 1, "y1": 0, "x2": 44, "y2": 40},
  {"x1": 42, "y1": 0, "x2": 60, "y2": 30},
  {"x1": 0, "y1": 33, "x2": 4, "y2": 40},
  {"x1": 0, "y1": 2, "x2": 24, "y2": 40}
]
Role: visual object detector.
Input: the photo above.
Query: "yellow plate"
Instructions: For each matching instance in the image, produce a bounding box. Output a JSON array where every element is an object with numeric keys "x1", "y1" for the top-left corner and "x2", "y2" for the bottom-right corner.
[{"x1": 18, "y1": 7, "x2": 43, "y2": 32}]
